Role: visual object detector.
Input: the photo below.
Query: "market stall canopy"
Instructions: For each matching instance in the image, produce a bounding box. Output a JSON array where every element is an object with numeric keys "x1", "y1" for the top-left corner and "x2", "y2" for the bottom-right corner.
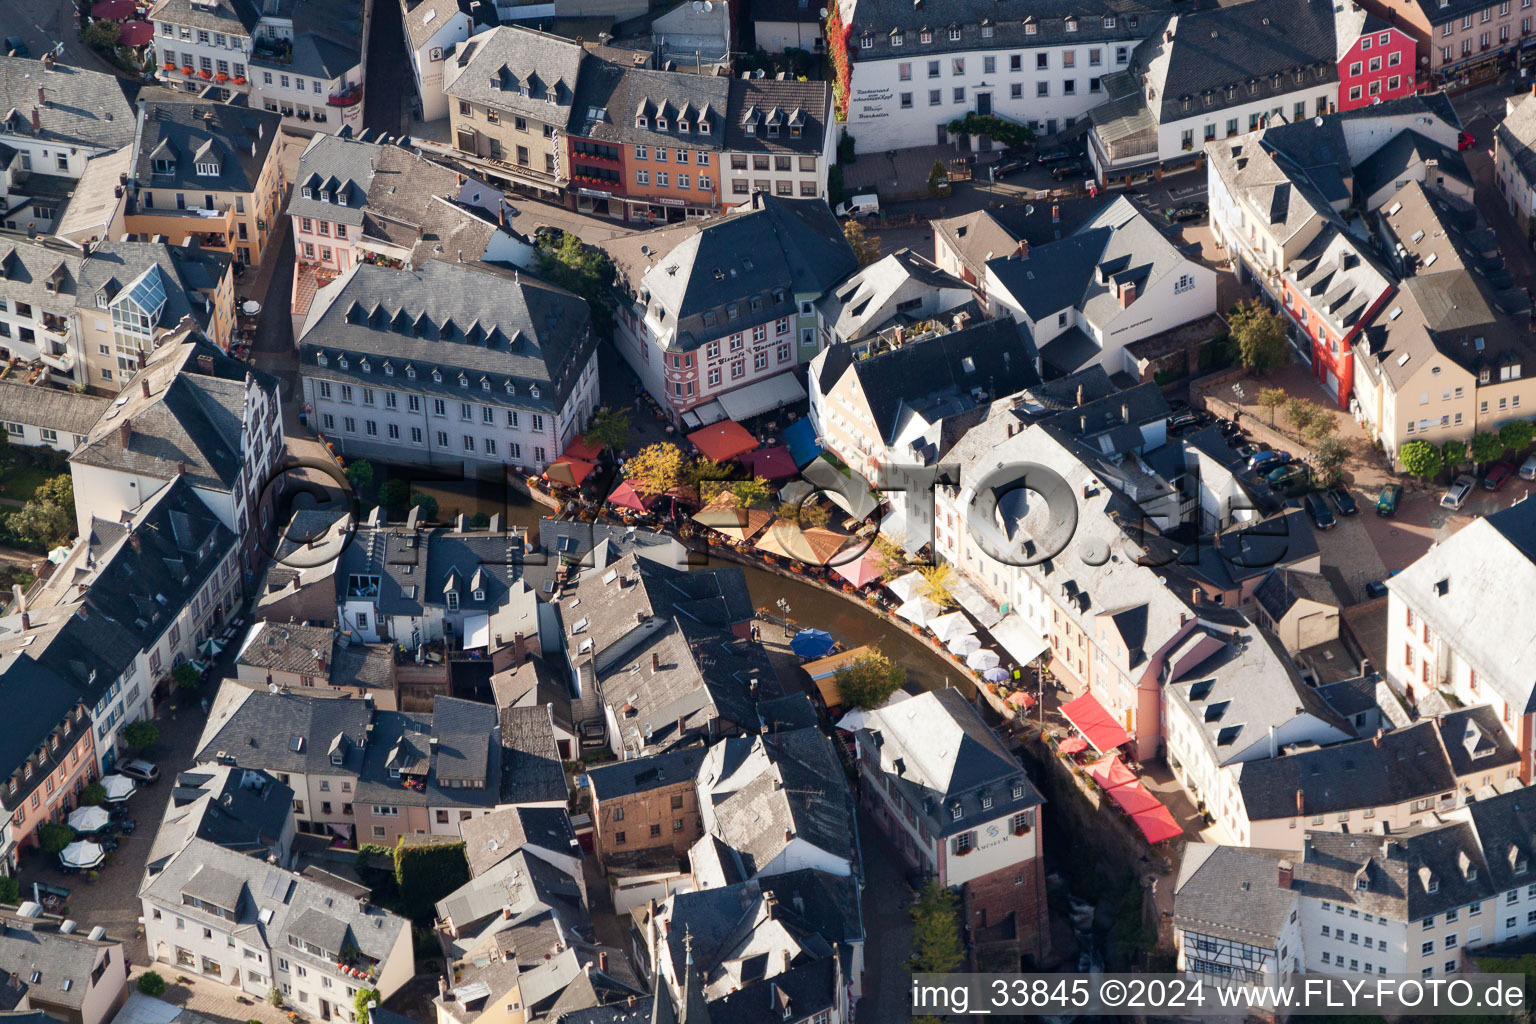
[
  {"x1": 738, "y1": 446, "x2": 798, "y2": 480},
  {"x1": 897, "y1": 595, "x2": 943, "y2": 628},
  {"x1": 1130, "y1": 804, "x2": 1184, "y2": 844},
  {"x1": 1108, "y1": 782, "x2": 1165, "y2": 816},
  {"x1": 688, "y1": 420, "x2": 758, "y2": 462},
  {"x1": 929, "y1": 611, "x2": 975, "y2": 644},
  {"x1": 1086, "y1": 753, "x2": 1137, "y2": 791},
  {"x1": 717, "y1": 374, "x2": 807, "y2": 421},
  {"x1": 118, "y1": 21, "x2": 155, "y2": 45},
  {"x1": 832, "y1": 548, "x2": 884, "y2": 588},
  {"x1": 1060, "y1": 692, "x2": 1131, "y2": 753},
  {"x1": 544, "y1": 457, "x2": 595, "y2": 488},
  {"x1": 607, "y1": 479, "x2": 656, "y2": 512},
  {"x1": 563, "y1": 435, "x2": 603, "y2": 461},
  {"x1": 783, "y1": 418, "x2": 823, "y2": 467},
  {"x1": 1057, "y1": 736, "x2": 1088, "y2": 754},
  {"x1": 886, "y1": 571, "x2": 927, "y2": 603}
]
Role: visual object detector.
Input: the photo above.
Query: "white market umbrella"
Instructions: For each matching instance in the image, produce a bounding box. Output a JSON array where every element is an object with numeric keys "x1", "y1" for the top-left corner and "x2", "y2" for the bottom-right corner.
[
  {"x1": 66, "y1": 805, "x2": 110, "y2": 834},
  {"x1": 895, "y1": 596, "x2": 941, "y2": 629},
  {"x1": 966, "y1": 648, "x2": 1002, "y2": 671},
  {"x1": 777, "y1": 480, "x2": 814, "y2": 505},
  {"x1": 47, "y1": 546, "x2": 71, "y2": 564},
  {"x1": 100, "y1": 774, "x2": 135, "y2": 802},
  {"x1": 948, "y1": 634, "x2": 982, "y2": 657},
  {"x1": 930, "y1": 612, "x2": 975, "y2": 644},
  {"x1": 886, "y1": 571, "x2": 927, "y2": 604},
  {"x1": 59, "y1": 841, "x2": 105, "y2": 870}
]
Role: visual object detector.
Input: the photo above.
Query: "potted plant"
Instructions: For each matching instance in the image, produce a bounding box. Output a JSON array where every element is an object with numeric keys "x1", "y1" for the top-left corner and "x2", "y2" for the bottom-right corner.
[
  {"x1": 198, "y1": 68, "x2": 212, "y2": 79},
  {"x1": 181, "y1": 65, "x2": 195, "y2": 75},
  {"x1": 215, "y1": 72, "x2": 229, "y2": 82},
  {"x1": 234, "y1": 75, "x2": 246, "y2": 84}
]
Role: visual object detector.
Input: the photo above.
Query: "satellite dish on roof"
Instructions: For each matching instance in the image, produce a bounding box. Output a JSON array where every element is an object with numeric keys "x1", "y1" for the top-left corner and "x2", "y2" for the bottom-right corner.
[
  {"x1": 1025, "y1": 204, "x2": 1035, "y2": 215},
  {"x1": 640, "y1": 245, "x2": 652, "y2": 256},
  {"x1": 1314, "y1": 116, "x2": 1324, "y2": 126},
  {"x1": 693, "y1": 1, "x2": 702, "y2": 9},
  {"x1": 268, "y1": 683, "x2": 279, "y2": 693}
]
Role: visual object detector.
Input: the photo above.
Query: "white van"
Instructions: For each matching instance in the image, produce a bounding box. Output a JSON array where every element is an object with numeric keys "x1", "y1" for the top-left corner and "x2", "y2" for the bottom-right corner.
[{"x1": 835, "y1": 194, "x2": 879, "y2": 218}]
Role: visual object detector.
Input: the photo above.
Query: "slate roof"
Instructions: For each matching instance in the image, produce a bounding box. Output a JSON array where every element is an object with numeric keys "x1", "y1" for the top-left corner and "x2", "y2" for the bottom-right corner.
[
  {"x1": 1463, "y1": 787, "x2": 1536, "y2": 896},
  {"x1": 434, "y1": 847, "x2": 589, "y2": 936},
  {"x1": 932, "y1": 198, "x2": 1114, "y2": 280},
  {"x1": 352, "y1": 698, "x2": 502, "y2": 809},
  {"x1": 586, "y1": 747, "x2": 707, "y2": 800},
  {"x1": 633, "y1": 193, "x2": 857, "y2": 353},
  {"x1": 403, "y1": 0, "x2": 472, "y2": 49},
  {"x1": 709, "y1": 957, "x2": 836, "y2": 1024},
  {"x1": 1174, "y1": 844, "x2": 1294, "y2": 946},
  {"x1": 841, "y1": 0, "x2": 1159, "y2": 60},
  {"x1": 696, "y1": 727, "x2": 857, "y2": 878},
  {"x1": 831, "y1": 317, "x2": 1040, "y2": 446},
  {"x1": 1439, "y1": 705, "x2": 1521, "y2": 783},
  {"x1": 1354, "y1": 129, "x2": 1471, "y2": 202},
  {"x1": 148, "y1": 764, "x2": 294, "y2": 871},
  {"x1": 1253, "y1": 568, "x2": 1339, "y2": 623},
  {"x1": 1497, "y1": 95, "x2": 1536, "y2": 188},
  {"x1": 491, "y1": 655, "x2": 573, "y2": 736},
  {"x1": 299, "y1": 259, "x2": 595, "y2": 417},
  {"x1": 723, "y1": 77, "x2": 831, "y2": 156},
  {"x1": 854, "y1": 688, "x2": 1041, "y2": 839},
  {"x1": 1387, "y1": 500, "x2": 1536, "y2": 715},
  {"x1": 0, "y1": 236, "x2": 84, "y2": 314},
  {"x1": 70, "y1": 334, "x2": 279, "y2": 491},
  {"x1": 235, "y1": 621, "x2": 335, "y2": 675},
  {"x1": 1135, "y1": 0, "x2": 1338, "y2": 126},
  {"x1": 0, "y1": 913, "x2": 116, "y2": 1011},
  {"x1": 569, "y1": 60, "x2": 729, "y2": 150},
  {"x1": 1281, "y1": 225, "x2": 1393, "y2": 342},
  {"x1": 460, "y1": 806, "x2": 579, "y2": 877},
  {"x1": 1293, "y1": 824, "x2": 1492, "y2": 920},
  {"x1": 146, "y1": 0, "x2": 260, "y2": 35},
  {"x1": 0, "y1": 381, "x2": 107, "y2": 437},
  {"x1": 0, "y1": 56, "x2": 135, "y2": 150},
  {"x1": 446, "y1": 27, "x2": 585, "y2": 127},
  {"x1": 133, "y1": 101, "x2": 282, "y2": 194},
  {"x1": 818, "y1": 247, "x2": 971, "y2": 342},
  {"x1": 196, "y1": 686, "x2": 373, "y2": 776},
  {"x1": 499, "y1": 704, "x2": 568, "y2": 805}
]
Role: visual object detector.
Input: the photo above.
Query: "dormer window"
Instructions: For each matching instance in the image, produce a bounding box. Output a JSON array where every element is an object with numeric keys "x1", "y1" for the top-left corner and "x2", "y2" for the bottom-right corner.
[
  {"x1": 1480, "y1": 367, "x2": 1492, "y2": 384},
  {"x1": 860, "y1": 32, "x2": 872, "y2": 47},
  {"x1": 1065, "y1": 16, "x2": 1078, "y2": 31},
  {"x1": 337, "y1": 357, "x2": 348, "y2": 370},
  {"x1": 196, "y1": 161, "x2": 219, "y2": 177},
  {"x1": 637, "y1": 115, "x2": 648, "y2": 128},
  {"x1": 950, "y1": 803, "x2": 962, "y2": 821},
  {"x1": 505, "y1": 381, "x2": 515, "y2": 395},
  {"x1": 317, "y1": 353, "x2": 328, "y2": 367},
  {"x1": 152, "y1": 158, "x2": 174, "y2": 174},
  {"x1": 947, "y1": 25, "x2": 961, "y2": 41},
  {"x1": 981, "y1": 794, "x2": 993, "y2": 810},
  {"x1": 699, "y1": 120, "x2": 711, "y2": 134},
  {"x1": 1355, "y1": 876, "x2": 1368, "y2": 890},
  {"x1": 656, "y1": 117, "x2": 668, "y2": 130},
  {"x1": 678, "y1": 120, "x2": 690, "y2": 132},
  {"x1": 530, "y1": 385, "x2": 540, "y2": 398},
  {"x1": 360, "y1": 358, "x2": 371, "y2": 373},
  {"x1": 432, "y1": 370, "x2": 443, "y2": 383},
  {"x1": 919, "y1": 28, "x2": 932, "y2": 43},
  {"x1": 407, "y1": 366, "x2": 417, "y2": 379},
  {"x1": 1104, "y1": 14, "x2": 1116, "y2": 26},
  {"x1": 1024, "y1": 20, "x2": 1037, "y2": 34},
  {"x1": 446, "y1": 590, "x2": 459, "y2": 611},
  {"x1": 384, "y1": 363, "x2": 394, "y2": 376},
  {"x1": 459, "y1": 375, "x2": 469, "y2": 388},
  {"x1": 321, "y1": 190, "x2": 331, "y2": 202},
  {"x1": 472, "y1": 588, "x2": 485, "y2": 601},
  {"x1": 1012, "y1": 783, "x2": 1024, "y2": 799},
  {"x1": 331, "y1": 752, "x2": 343, "y2": 767},
  {"x1": 891, "y1": 30, "x2": 903, "y2": 44},
  {"x1": 302, "y1": 186, "x2": 312, "y2": 198}
]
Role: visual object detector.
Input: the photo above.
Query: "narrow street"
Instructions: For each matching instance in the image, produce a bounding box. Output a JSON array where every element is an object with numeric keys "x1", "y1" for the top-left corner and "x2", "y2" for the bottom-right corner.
[
  {"x1": 854, "y1": 805, "x2": 915, "y2": 1024},
  {"x1": 363, "y1": 0, "x2": 408, "y2": 138}
]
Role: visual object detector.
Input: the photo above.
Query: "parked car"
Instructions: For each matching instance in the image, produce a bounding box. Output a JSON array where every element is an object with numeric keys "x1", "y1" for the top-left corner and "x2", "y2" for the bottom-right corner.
[
  {"x1": 1248, "y1": 449, "x2": 1292, "y2": 473},
  {"x1": 1324, "y1": 484, "x2": 1358, "y2": 515},
  {"x1": 1483, "y1": 461, "x2": 1515, "y2": 490},
  {"x1": 119, "y1": 759, "x2": 160, "y2": 784},
  {"x1": 1050, "y1": 162, "x2": 1085, "y2": 181},
  {"x1": 1363, "y1": 579, "x2": 1389, "y2": 599},
  {"x1": 990, "y1": 158, "x2": 1029, "y2": 180},
  {"x1": 1375, "y1": 483, "x2": 1402, "y2": 516},
  {"x1": 1169, "y1": 408, "x2": 1200, "y2": 431},
  {"x1": 835, "y1": 193, "x2": 880, "y2": 218},
  {"x1": 1440, "y1": 474, "x2": 1476, "y2": 510},
  {"x1": 1304, "y1": 492, "x2": 1337, "y2": 530},
  {"x1": 1234, "y1": 441, "x2": 1268, "y2": 461},
  {"x1": 1035, "y1": 149, "x2": 1073, "y2": 164},
  {"x1": 1458, "y1": 130, "x2": 1476, "y2": 151},
  {"x1": 1521, "y1": 454, "x2": 1536, "y2": 480},
  {"x1": 1266, "y1": 463, "x2": 1309, "y2": 490},
  {"x1": 1163, "y1": 201, "x2": 1209, "y2": 223}
]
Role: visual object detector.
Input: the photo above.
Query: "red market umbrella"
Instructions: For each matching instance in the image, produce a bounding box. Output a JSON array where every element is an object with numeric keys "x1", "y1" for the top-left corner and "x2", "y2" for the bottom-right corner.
[
  {"x1": 831, "y1": 548, "x2": 883, "y2": 588},
  {"x1": 607, "y1": 479, "x2": 655, "y2": 512},
  {"x1": 1060, "y1": 692, "x2": 1132, "y2": 753},
  {"x1": 1087, "y1": 753, "x2": 1138, "y2": 791},
  {"x1": 563, "y1": 435, "x2": 603, "y2": 461},
  {"x1": 738, "y1": 445, "x2": 798, "y2": 480},
  {"x1": 118, "y1": 20, "x2": 155, "y2": 45},
  {"x1": 543, "y1": 457, "x2": 594, "y2": 488},
  {"x1": 91, "y1": 0, "x2": 135, "y2": 18},
  {"x1": 1057, "y1": 736, "x2": 1088, "y2": 755},
  {"x1": 688, "y1": 420, "x2": 758, "y2": 462},
  {"x1": 1005, "y1": 691, "x2": 1036, "y2": 710},
  {"x1": 1108, "y1": 782, "x2": 1165, "y2": 817},
  {"x1": 1130, "y1": 804, "x2": 1185, "y2": 844}
]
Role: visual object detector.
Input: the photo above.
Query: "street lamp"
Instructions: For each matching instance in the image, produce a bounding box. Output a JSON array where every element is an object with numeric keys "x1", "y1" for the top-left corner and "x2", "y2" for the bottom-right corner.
[{"x1": 776, "y1": 598, "x2": 791, "y2": 637}]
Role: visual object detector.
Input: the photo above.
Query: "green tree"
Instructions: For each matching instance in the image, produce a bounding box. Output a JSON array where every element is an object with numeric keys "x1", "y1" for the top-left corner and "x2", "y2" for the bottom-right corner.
[
  {"x1": 870, "y1": 533, "x2": 906, "y2": 579},
  {"x1": 345, "y1": 459, "x2": 375, "y2": 495},
  {"x1": 727, "y1": 477, "x2": 770, "y2": 508},
  {"x1": 1284, "y1": 397, "x2": 1317, "y2": 434},
  {"x1": 1312, "y1": 436, "x2": 1351, "y2": 485},
  {"x1": 266, "y1": 988, "x2": 284, "y2": 1008},
  {"x1": 627, "y1": 443, "x2": 687, "y2": 494},
  {"x1": 535, "y1": 232, "x2": 617, "y2": 339},
  {"x1": 919, "y1": 564, "x2": 958, "y2": 608},
  {"x1": 1501, "y1": 419, "x2": 1535, "y2": 455},
  {"x1": 585, "y1": 408, "x2": 631, "y2": 453},
  {"x1": 353, "y1": 989, "x2": 381, "y2": 1024},
  {"x1": 0, "y1": 876, "x2": 19, "y2": 905},
  {"x1": 80, "y1": 781, "x2": 107, "y2": 807},
  {"x1": 1305, "y1": 415, "x2": 1338, "y2": 443},
  {"x1": 947, "y1": 113, "x2": 1035, "y2": 149},
  {"x1": 392, "y1": 839, "x2": 470, "y2": 922},
  {"x1": 843, "y1": 219, "x2": 882, "y2": 267},
  {"x1": 1442, "y1": 439, "x2": 1467, "y2": 468},
  {"x1": 926, "y1": 160, "x2": 952, "y2": 199},
  {"x1": 172, "y1": 662, "x2": 200, "y2": 690},
  {"x1": 1256, "y1": 388, "x2": 1287, "y2": 425},
  {"x1": 122, "y1": 719, "x2": 158, "y2": 752},
  {"x1": 409, "y1": 491, "x2": 439, "y2": 521},
  {"x1": 10, "y1": 474, "x2": 74, "y2": 547},
  {"x1": 777, "y1": 500, "x2": 830, "y2": 529},
  {"x1": 1229, "y1": 299, "x2": 1289, "y2": 375},
  {"x1": 379, "y1": 479, "x2": 409, "y2": 515},
  {"x1": 910, "y1": 880, "x2": 965, "y2": 974},
  {"x1": 832, "y1": 648, "x2": 907, "y2": 710},
  {"x1": 82, "y1": 20, "x2": 120, "y2": 50},
  {"x1": 137, "y1": 972, "x2": 167, "y2": 998},
  {"x1": 1399, "y1": 439, "x2": 1443, "y2": 480},
  {"x1": 38, "y1": 822, "x2": 75, "y2": 854},
  {"x1": 1471, "y1": 431, "x2": 1509, "y2": 467}
]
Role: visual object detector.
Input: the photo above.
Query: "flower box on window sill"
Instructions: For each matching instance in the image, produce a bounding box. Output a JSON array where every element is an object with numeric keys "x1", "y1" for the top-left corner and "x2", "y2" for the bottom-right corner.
[
  {"x1": 182, "y1": 66, "x2": 195, "y2": 75},
  {"x1": 215, "y1": 72, "x2": 230, "y2": 82},
  {"x1": 234, "y1": 75, "x2": 246, "y2": 84},
  {"x1": 1014, "y1": 825, "x2": 1031, "y2": 836},
  {"x1": 954, "y1": 844, "x2": 973, "y2": 856},
  {"x1": 162, "y1": 62, "x2": 176, "y2": 71},
  {"x1": 198, "y1": 69, "x2": 212, "y2": 79}
]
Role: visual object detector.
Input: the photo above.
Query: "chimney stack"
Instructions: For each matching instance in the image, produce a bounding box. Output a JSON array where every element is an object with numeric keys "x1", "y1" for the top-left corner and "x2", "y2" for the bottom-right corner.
[
  {"x1": 177, "y1": 460, "x2": 187, "y2": 477},
  {"x1": 1015, "y1": 239, "x2": 1029, "y2": 259},
  {"x1": 652, "y1": 652, "x2": 660, "y2": 672},
  {"x1": 1190, "y1": 587, "x2": 1201, "y2": 605},
  {"x1": 1119, "y1": 280, "x2": 1137, "y2": 308},
  {"x1": 37, "y1": 87, "x2": 44, "y2": 107},
  {"x1": 1278, "y1": 859, "x2": 1294, "y2": 889},
  {"x1": 197, "y1": 354, "x2": 214, "y2": 374},
  {"x1": 677, "y1": 715, "x2": 687, "y2": 737},
  {"x1": 1373, "y1": 729, "x2": 1383, "y2": 747},
  {"x1": 1076, "y1": 384, "x2": 1085, "y2": 406},
  {"x1": 118, "y1": 422, "x2": 131, "y2": 448},
  {"x1": 30, "y1": 107, "x2": 40, "y2": 133},
  {"x1": 598, "y1": 951, "x2": 608, "y2": 972},
  {"x1": 141, "y1": 377, "x2": 150, "y2": 399}
]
